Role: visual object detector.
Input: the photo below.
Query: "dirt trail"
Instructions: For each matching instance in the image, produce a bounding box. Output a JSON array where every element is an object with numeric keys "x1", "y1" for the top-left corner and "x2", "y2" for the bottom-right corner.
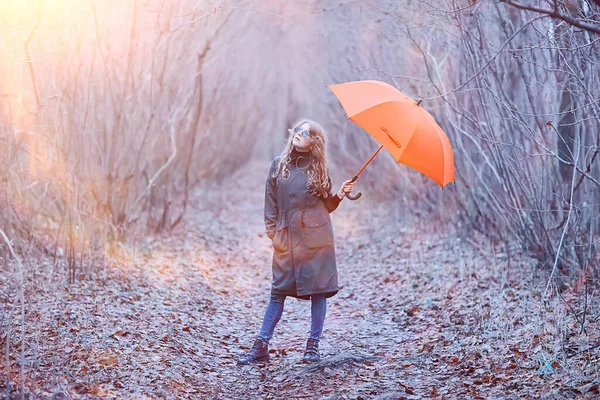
[{"x1": 2, "y1": 158, "x2": 587, "y2": 399}]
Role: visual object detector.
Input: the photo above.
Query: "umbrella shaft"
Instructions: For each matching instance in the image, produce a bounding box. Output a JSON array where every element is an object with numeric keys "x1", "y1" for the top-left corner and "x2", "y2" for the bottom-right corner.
[{"x1": 351, "y1": 145, "x2": 384, "y2": 182}]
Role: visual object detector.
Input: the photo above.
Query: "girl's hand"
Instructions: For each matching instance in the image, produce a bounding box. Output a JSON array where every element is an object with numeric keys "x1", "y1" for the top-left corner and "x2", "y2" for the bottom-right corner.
[{"x1": 337, "y1": 180, "x2": 355, "y2": 199}]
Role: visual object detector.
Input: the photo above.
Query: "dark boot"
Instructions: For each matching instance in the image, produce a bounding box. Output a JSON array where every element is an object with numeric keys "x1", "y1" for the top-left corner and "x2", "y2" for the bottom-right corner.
[
  {"x1": 302, "y1": 338, "x2": 320, "y2": 363},
  {"x1": 238, "y1": 338, "x2": 269, "y2": 365}
]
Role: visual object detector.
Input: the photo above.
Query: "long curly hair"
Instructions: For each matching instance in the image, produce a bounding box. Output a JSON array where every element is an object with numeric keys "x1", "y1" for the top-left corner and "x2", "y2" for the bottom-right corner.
[{"x1": 272, "y1": 118, "x2": 332, "y2": 198}]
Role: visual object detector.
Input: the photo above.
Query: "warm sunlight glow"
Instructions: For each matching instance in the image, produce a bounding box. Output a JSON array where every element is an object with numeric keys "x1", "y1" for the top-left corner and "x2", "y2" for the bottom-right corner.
[
  {"x1": 0, "y1": 0, "x2": 83, "y2": 123},
  {"x1": 0, "y1": 0, "x2": 81, "y2": 24},
  {"x1": 0, "y1": 0, "x2": 120, "y2": 252}
]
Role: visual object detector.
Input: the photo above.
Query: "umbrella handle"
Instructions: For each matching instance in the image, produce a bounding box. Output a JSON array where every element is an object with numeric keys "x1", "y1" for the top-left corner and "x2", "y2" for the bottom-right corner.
[
  {"x1": 342, "y1": 145, "x2": 383, "y2": 202},
  {"x1": 345, "y1": 175, "x2": 362, "y2": 201},
  {"x1": 345, "y1": 191, "x2": 362, "y2": 201}
]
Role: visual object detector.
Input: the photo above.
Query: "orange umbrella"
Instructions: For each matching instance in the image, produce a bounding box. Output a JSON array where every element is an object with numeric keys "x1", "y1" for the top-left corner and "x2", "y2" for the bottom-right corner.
[{"x1": 328, "y1": 80, "x2": 455, "y2": 199}]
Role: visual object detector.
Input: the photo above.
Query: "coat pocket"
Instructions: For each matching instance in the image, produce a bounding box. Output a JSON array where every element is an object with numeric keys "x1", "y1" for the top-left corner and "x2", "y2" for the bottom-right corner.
[
  {"x1": 302, "y1": 208, "x2": 333, "y2": 249},
  {"x1": 272, "y1": 227, "x2": 289, "y2": 253}
]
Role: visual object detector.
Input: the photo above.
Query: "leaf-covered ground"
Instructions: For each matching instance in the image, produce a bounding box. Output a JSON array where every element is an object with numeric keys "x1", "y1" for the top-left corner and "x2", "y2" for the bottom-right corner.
[{"x1": 1, "y1": 160, "x2": 599, "y2": 399}]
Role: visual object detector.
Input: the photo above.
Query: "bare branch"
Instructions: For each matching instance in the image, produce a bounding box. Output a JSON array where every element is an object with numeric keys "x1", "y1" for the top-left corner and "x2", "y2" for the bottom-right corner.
[{"x1": 501, "y1": 0, "x2": 600, "y2": 34}]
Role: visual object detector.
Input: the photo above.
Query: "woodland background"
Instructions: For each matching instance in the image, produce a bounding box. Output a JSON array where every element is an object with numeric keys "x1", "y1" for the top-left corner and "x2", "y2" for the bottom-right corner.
[{"x1": 1, "y1": 0, "x2": 599, "y2": 398}]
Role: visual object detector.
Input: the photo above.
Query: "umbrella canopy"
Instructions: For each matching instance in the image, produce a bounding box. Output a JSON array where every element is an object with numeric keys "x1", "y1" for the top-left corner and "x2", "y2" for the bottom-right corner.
[{"x1": 328, "y1": 80, "x2": 455, "y2": 188}]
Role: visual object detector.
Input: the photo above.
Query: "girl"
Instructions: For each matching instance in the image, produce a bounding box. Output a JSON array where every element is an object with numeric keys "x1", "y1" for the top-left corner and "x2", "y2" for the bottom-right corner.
[{"x1": 238, "y1": 118, "x2": 355, "y2": 365}]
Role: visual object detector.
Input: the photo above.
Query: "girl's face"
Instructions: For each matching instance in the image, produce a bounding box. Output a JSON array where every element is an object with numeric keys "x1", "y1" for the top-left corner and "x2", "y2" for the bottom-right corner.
[{"x1": 292, "y1": 122, "x2": 313, "y2": 151}]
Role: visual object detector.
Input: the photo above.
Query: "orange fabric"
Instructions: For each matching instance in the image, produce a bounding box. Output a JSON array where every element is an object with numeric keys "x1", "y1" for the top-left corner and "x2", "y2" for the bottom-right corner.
[{"x1": 328, "y1": 80, "x2": 455, "y2": 188}]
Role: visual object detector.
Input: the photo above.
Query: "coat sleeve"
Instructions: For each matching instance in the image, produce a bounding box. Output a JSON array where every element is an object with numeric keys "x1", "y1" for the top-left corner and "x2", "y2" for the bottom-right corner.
[
  {"x1": 264, "y1": 158, "x2": 279, "y2": 240},
  {"x1": 323, "y1": 173, "x2": 342, "y2": 213}
]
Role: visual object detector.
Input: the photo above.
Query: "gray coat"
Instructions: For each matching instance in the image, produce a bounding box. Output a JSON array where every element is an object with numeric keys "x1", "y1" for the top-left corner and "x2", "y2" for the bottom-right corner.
[{"x1": 264, "y1": 154, "x2": 340, "y2": 300}]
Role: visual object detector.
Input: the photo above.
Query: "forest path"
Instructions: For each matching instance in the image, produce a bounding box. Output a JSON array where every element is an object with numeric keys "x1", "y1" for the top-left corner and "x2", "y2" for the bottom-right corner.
[{"x1": 2, "y1": 159, "x2": 570, "y2": 399}]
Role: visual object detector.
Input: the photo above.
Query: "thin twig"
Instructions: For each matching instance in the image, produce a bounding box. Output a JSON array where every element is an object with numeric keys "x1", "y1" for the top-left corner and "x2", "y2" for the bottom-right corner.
[
  {"x1": 423, "y1": 16, "x2": 545, "y2": 102},
  {"x1": 134, "y1": 126, "x2": 178, "y2": 206},
  {"x1": 543, "y1": 132, "x2": 580, "y2": 299},
  {"x1": 567, "y1": 342, "x2": 600, "y2": 358}
]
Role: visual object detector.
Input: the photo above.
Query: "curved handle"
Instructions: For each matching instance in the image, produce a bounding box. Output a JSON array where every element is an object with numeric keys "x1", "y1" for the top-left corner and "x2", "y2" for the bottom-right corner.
[
  {"x1": 345, "y1": 191, "x2": 362, "y2": 201},
  {"x1": 345, "y1": 175, "x2": 362, "y2": 201}
]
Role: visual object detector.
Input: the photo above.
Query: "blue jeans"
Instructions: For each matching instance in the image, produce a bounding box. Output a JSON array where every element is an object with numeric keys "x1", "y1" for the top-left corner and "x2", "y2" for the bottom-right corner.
[{"x1": 258, "y1": 292, "x2": 327, "y2": 344}]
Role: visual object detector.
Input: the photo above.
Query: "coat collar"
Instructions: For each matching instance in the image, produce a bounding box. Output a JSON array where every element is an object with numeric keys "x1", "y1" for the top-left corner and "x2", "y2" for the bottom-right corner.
[{"x1": 290, "y1": 147, "x2": 311, "y2": 168}]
